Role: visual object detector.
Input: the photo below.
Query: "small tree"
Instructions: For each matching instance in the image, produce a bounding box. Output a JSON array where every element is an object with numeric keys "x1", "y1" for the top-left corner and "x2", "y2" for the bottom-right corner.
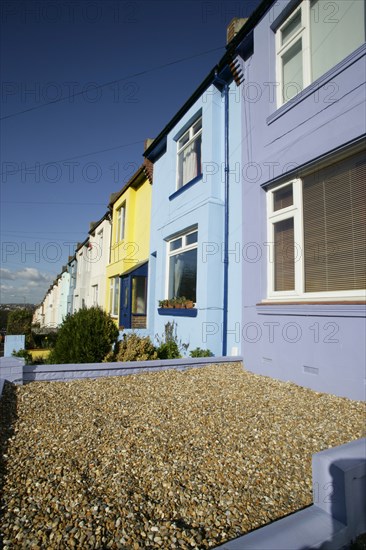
[
  {"x1": 7, "y1": 308, "x2": 34, "y2": 348},
  {"x1": 48, "y1": 307, "x2": 119, "y2": 364}
]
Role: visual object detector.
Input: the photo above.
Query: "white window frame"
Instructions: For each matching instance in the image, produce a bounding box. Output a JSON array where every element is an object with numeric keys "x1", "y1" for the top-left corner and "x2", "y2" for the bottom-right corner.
[
  {"x1": 176, "y1": 117, "x2": 202, "y2": 190},
  {"x1": 276, "y1": 1, "x2": 310, "y2": 106},
  {"x1": 109, "y1": 276, "x2": 120, "y2": 316},
  {"x1": 165, "y1": 228, "x2": 198, "y2": 302},
  {"x1": 275, "y1": 0, "x2": 365, "y2": 107},
  {"x1": 266, "y1": 178, "x2": 364, "y2": 302},
  {"x1": 116, "y1": 203, "x2": 126, "y2": 242},
  {"x1": 92, "y1": 284, "x2": 98, "y2": 306}
]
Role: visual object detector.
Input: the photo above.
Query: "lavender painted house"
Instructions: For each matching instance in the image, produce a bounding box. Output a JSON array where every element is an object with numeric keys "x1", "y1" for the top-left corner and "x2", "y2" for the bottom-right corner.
[{"x1": 222, "y1": 0, "x2": 365, "y2": 399}]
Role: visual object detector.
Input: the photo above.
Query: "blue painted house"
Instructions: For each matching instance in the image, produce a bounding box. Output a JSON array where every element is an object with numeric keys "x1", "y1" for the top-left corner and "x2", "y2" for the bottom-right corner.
[
  {"x1": 228, "y1": 0, "x2": 365, "y2": 399},
  {"x1": 144, "y1": 49, "x2": 246, "y2": 356}
]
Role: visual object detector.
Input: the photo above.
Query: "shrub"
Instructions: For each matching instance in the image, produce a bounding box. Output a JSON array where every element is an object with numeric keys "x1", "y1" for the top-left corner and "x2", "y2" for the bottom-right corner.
[
  {"x1": 189, "y1": 347, "x2": 213, "y2": 358},
  {"x1": 156, "y1": 341, "x2": 180, "y2": 359},
  {"x1": 155, "y1": 321, "x2": 188, "y2": 359},
  {"x1": 48, "y1": 307, "x2": 119, "y2": 364},
  {"x1": 31, "y1": 355, "x2": 47, "y2": 365},
  {"x1": 115, "y1": 333, "x2": 158, "y2": 362},
  {"x1": 12, "y1": 349, "x2": 33, "y2": 365}
]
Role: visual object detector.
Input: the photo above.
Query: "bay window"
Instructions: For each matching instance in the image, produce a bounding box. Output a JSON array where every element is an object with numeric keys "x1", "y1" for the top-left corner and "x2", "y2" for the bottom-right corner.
[
  {"x1": 168, "y1": 229, "x2": 198, "y2": 302},
  {"x1": 267, "y1": 152, "x2": 365, "y2": 300},
  {"x1": 276, "y1": 0, "x2": 365, "y2": 105},
  {"x1": 177, "y1": 117, "x2": 202, "y2": 189}
]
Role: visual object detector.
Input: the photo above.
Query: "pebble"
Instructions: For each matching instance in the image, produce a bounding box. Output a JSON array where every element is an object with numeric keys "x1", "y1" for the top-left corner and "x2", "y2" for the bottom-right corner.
[{"x1": 0, "y1": 363, "x2": 365, "y2": 549}]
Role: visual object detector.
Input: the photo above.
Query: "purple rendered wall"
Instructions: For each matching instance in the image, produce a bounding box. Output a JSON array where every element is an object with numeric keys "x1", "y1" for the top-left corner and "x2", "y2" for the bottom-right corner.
[{"x1": 239, "y1": 1, "x2": 366, "y2": 400}]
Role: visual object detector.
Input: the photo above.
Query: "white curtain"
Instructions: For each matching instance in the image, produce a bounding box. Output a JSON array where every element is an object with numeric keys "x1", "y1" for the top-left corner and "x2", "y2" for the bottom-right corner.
[
  {"x1": 174, "y1": 256, "x2": 184, "y2": 296},
  {"x1": 181, "y1": 141, "x2": 197, "y2": 187}
]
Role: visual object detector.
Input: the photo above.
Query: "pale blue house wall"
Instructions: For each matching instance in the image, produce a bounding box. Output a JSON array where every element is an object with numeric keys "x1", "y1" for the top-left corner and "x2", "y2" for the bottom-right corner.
[
  {"x1": 147, "y1": 81, "x2": 244, "y2": 356},
  {"x1": 232, "y1": 0, "x2": 366, "y2": 400},
  {"x1": 58, "y1": 271, "x2": 71, "y2": 326},
  {"x1": 66, "y1": 258, "x2": 77, "y2": 315}
]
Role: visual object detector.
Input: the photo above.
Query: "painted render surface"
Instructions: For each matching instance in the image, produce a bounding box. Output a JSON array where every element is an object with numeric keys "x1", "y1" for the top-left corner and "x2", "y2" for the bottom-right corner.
[
  {"x1": 105, "y1": 168, "x2": 152, "y2": 323},
  {"x1": 67, "y1": 256, "x2": 77, "y2": 315},
  {"x1": 73, "y1": 241, "x2": 93, "y2": 312},
  {"x1": 57, "y1": 269, "x2": 70, "y2": 325},
  {"x1": 88, "y1": 217, "x2": 111, "y2": 309},
  {"x1": 147, "y1": 81, "x2": 244, "y2": 356},
  {"x1": 232, "y1": 0, "x2": 366, "y2": 399}
]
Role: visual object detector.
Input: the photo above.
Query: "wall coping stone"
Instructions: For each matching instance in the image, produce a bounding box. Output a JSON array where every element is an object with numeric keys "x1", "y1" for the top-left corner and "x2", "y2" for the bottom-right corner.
[{"x1": 217, "y1": 437, "x2": 366, "y2": 549}]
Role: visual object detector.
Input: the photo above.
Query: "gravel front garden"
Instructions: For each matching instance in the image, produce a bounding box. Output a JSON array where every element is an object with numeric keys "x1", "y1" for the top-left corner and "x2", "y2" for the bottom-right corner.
[{"x1": 0, "y1": 363, "x2": 365, "y2": 549}]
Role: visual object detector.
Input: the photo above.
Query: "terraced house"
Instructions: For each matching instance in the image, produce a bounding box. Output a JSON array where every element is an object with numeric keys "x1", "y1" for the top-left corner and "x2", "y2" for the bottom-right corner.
[
  {"x1": 226, "y1": 0, "x2": 365, "y2": 399},
  {"x1": 144, "y1": 22, "x2": 246, "y2": 357},
  {"x1": 31, "y1": 0, "x2": 365, "y2": 400},
  {"x1": 87, "y1": 214, "x2": 111, "y2": 309},
  {"x1": 105, "y1": 157, "x2": 153, "y2": 330}
]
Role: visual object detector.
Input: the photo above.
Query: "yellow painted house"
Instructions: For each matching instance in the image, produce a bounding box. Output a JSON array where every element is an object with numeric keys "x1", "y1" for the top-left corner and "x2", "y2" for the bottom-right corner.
[{"x1": 105, "y1": 159, "x2": 153, "y2": 329}]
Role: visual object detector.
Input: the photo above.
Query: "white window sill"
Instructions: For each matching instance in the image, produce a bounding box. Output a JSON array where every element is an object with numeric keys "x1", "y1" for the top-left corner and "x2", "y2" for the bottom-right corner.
[{"x1": 256, "y1": 301, "x2": 365, "y2": 318}]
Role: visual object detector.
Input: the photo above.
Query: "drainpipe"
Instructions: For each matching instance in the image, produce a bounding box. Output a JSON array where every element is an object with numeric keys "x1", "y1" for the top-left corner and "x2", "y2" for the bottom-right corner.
[{"x1": 214, "y1": 72, "x2": 229, "y2": 357}]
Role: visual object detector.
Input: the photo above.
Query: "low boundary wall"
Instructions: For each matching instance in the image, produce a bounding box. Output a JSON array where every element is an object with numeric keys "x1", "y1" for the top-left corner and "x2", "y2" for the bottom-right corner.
[
  {"x1": 218, "y1": 437, "x2": 366, "y2": 549},
  {"x1": 0, "y1": 355, "x2": 242, "y2": 391}
]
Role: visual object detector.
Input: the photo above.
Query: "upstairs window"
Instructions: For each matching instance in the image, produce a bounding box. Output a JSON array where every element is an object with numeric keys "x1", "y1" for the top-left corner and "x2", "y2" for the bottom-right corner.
[
  {"x1": 276, "y1": 0, "x2": 365, "y2": 105},
  {"x1": 177, "y1": 117, "x2": 202, "y2": 189},
  {"x1": 168, "y1": 229, "x2": 198, "y2": 302},
  {"x1": 116, "y1": 203, "x2": 126, "y2": 242}
]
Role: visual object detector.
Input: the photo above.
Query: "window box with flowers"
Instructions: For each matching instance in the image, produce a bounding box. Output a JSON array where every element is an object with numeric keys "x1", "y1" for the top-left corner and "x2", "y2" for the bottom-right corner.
[{"x1": 158, "y1": 297, "x2": 197, "y2": 317}]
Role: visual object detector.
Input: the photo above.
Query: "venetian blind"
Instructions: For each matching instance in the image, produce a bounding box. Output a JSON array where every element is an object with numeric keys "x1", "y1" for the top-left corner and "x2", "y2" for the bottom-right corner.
[
  {"x1": 274, "y1": 218, "x2": 295, "y2": 291},
  {"x1": 303, "y1": 153, "x2": 366, "y2": 292}
]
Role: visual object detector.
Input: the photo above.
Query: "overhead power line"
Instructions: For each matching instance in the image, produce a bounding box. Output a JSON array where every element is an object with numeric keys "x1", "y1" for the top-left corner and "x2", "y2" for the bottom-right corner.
[
  {"x1": 0, "y1": 139, "x2": 145, "y2": 177},
  {"x1": 1, "y1": 46, "x2": 224, "y2": 121}
]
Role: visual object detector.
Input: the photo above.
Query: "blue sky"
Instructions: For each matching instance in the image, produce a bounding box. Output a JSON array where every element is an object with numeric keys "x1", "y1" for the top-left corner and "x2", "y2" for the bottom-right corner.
[{"x1": 0, "y1": 0, "x2": 261, "y2": 304}]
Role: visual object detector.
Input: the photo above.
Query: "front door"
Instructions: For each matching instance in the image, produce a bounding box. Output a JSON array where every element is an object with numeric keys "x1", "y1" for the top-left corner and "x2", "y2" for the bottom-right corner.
[{"x1": 119, "y1": 276, "x2": 131, "y2": 329}]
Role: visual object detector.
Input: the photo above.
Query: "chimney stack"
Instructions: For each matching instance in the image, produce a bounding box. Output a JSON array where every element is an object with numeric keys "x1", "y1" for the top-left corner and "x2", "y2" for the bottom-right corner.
[{"x1": 227, "y1": 18, "x2": 247, "y2": 44}]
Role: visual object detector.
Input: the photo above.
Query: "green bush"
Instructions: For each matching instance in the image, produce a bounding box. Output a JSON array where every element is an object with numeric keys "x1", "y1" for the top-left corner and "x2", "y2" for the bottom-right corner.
[
  {"x1": 115, "y1": 333, "x2": 158, "y2": 362},
  {"x1": 155, "y1": 321, "x2": 188, "y2": 359},
  {"x1": 11, "y1": 349, "x2": 33, "y2": 365},
  {"x1": 189, "y1": 347, "x2": 213, "y2": 358},
  {"x1": 156, "y1": 341, "x2": 180, "y2": 359},
  {"x1": 48, "y1": 307, "x2": 119, "y2": 364}
]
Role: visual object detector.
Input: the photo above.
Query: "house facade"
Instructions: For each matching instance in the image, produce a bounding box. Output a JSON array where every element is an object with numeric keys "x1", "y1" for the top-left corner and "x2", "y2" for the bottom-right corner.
[
  {"x1": 87, "y1": 214, "x2": 111, "y2": 309},
  {"x1": 145, "y1": 66, "x2": 244, "y2": 355},
  {"x1": 73, "y1": 239, "x2": 93, "y2": 312},
  {"x1": 42, "y1": 279, "x2": 60, "y2": 329},
  {"x1": 66, "y1": 255, "x2": 77, "y2": 315},
  {"x1": 105, "y1": 160, "x2": 152, "y2": 330},
  {"x1": 223, "y1": 0, "x2": 365, "y2": 399},
  {"x1": 57, "y1": 267, "x2": 70, "y2": 325}
]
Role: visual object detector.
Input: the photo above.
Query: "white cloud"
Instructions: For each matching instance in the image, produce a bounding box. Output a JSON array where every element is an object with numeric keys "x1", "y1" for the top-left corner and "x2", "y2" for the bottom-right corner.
[
  {"x1": 0, "y1": 268, "x2": 16, "y2": 280},
  {"x1": 16, "y1": 268, "x2": 54, "y2": 283},
  {"x1": 0, "y1": 269, "x2": 56, "y2": 304}
]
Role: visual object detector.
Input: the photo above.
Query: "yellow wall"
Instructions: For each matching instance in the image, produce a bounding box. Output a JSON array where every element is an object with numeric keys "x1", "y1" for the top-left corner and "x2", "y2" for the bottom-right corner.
[{"x1": 105, "y1": 175, "x2": 152, "y2": 313}]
